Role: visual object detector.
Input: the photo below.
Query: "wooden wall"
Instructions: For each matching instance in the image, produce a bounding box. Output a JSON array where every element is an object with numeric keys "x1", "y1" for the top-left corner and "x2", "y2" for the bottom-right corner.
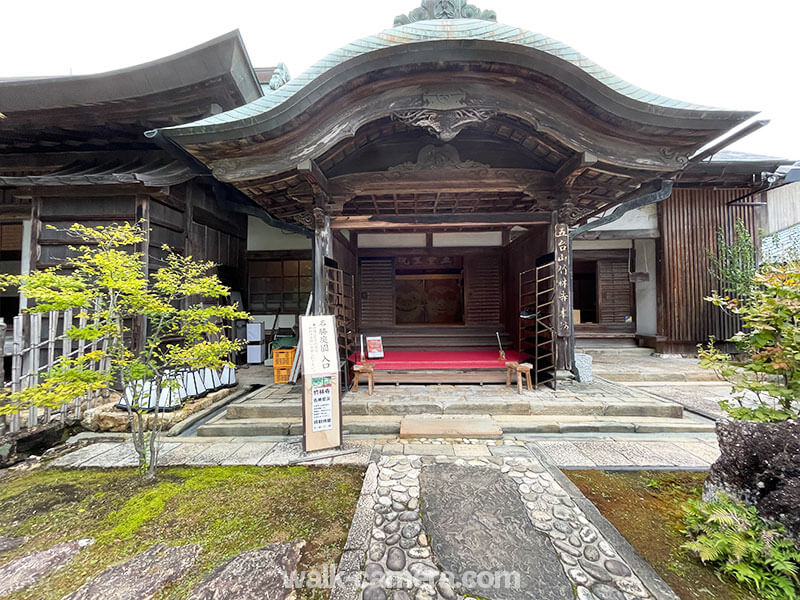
[
  {"x1": 504, "y1": 226, "x2": 549, "y2": 349},
  {"x1": 24, "y1": 180, "x2": 246, "y2": 290},
  {"x1": 182, "y1": 182, "x2": 247, "y2": 293},
  {"x1": 332, "y1": 233, "x2": 357, "y2": 285},
  {"x1": 33, "y1": 191, "x2": 138, "y2": 269},
  {"x1": 658, "y1": 187, "x2": 757, "y2": 353},
  {"x1": 356, "y1": 246, "x2": 506, "y2": 331}
]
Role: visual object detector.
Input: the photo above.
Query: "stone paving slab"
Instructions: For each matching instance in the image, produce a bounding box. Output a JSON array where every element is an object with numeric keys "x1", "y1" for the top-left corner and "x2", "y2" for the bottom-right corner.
[
  {"x1": 570, "y1": 442, "x2": 642, "y2": 468},
  {"x1": 452, "y1": 443, "x2": 491, "y2": 457},
  {"x1": 351, "y1": 454, "x2": 678, "y2": 600},
  {"x1": 219, "y1": 442, "x2": 276, "y2": 465},
  {"x1": 257, "y1": 440, "x2": 374, "y2": 466},
  {"x1": 49, "y1": 442, "x2": 119, "y2": 468},
  {"x1": 674, "y1": 441, "x2": 721, "y2": 463},
  {"x1": 159, "y1": 442, "x2": 215, "y2": 466},
  {"x1": 529, "y1": 439, "x2": 718, "y2": 469},
  {"x1": 80, "y1": 443, "x2": 139, "y2": 468},
  {"x1": 185, "y1": 442, "x2": 246, "y2": 466},
  {"x1": 400, "y1": 414, "x2": 502, "y2": 438},
  {"x1": 421, "y1": 463, "x2": 573, "y2": 600},
  {"x1": 332, "y1": 440, "x2": 375, "y2": 465},
  {"x1": 530, "y1": 441, "x2": 598, "y2": 468},
  {"x1": 627, "y1": 442, "x2": 710, "y2": 468}
]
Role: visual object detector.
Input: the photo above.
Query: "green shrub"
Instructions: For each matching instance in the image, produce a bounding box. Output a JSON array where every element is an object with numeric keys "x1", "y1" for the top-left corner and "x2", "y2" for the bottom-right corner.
[
  {"x1": 683, "y1": 493, "x2": 800, "y2": 599},
  {"x1": 698, "y1": 260, "x2": 800, "y2": 423}
]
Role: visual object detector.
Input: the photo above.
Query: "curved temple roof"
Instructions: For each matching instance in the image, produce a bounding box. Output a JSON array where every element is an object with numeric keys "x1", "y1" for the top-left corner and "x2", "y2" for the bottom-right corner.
[{"x1": 157, "y1": 18, "x2": 752, "y2": 143}]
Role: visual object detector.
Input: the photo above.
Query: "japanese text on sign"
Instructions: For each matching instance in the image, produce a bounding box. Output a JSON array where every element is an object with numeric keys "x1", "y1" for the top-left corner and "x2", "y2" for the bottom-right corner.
[
  {"x1": 311, "y1": 376, "x2": 334, "y2": 432},
  {"x1": 554, "y1": 223, "x2": 571, "y2": 336},
  {"x1": 302, "y1": 316, "x2": 337, "y2": 374}
]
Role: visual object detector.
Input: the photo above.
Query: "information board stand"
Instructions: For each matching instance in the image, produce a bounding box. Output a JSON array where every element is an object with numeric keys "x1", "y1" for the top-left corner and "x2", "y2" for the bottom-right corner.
[{"x1": 299, "y1": 315, "x2": 343, "y2": 452}]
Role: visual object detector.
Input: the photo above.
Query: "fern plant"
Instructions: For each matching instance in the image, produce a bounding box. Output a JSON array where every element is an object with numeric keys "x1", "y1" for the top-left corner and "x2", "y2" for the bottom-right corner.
[{"x1": 683, "y1": 493, "x2": 800, "y2": 600}]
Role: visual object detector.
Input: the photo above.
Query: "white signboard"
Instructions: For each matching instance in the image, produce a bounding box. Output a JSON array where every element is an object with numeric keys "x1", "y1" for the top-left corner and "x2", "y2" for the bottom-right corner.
[
  {"x1": 301, "y1": 316, "x2": 337, "y2": 375},
  {"x1": 310, "y1": 375, "x2": 334, "y2": 432},
  {"x1": 299, "y1": 315, "x2": 342, "y2": 451}
]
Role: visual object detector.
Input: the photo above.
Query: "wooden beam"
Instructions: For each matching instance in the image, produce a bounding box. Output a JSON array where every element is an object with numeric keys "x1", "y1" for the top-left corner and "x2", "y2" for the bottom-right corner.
[
  {"x1": 312, "y1": 208, "x2": 332, "y2": 315},
  {"x1": 329, "y1": 168, "x2": 555, "y2": 197},
  {"x1": 297, "y1": 159, "x2": 329, "y2": 199},
  {"x1": 554, "y1": 151, "x2": 597, "y2": 188},
  {"x1": 330, "y1": 212, "x2": 552, "y2": 230},
  {"x1": 574, "y1": 228, "x2": 659, "y2": 240}
]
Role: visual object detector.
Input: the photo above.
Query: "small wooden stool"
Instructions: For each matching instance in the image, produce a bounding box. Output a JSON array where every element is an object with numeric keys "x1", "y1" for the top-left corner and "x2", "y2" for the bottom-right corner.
[
  {"x1": 505, "y1": 361, "x2": 534, "y2": 394},
  {"x1": 352, "y1": 363, "x2": 375, "y2": 395}
]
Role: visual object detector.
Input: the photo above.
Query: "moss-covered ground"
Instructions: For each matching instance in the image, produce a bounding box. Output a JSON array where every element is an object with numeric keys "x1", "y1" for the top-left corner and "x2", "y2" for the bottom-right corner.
[
  {"x1": 0, "y1": 464, "x2": 364, "y2": 600},
  {"x1": 565, "y1": 470, "x2": 760, "y2": 600}
]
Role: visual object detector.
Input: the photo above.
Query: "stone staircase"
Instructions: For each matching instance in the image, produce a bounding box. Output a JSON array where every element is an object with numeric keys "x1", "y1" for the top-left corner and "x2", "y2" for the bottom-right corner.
[
  {"x1": 195, "y1": 382, "x2": 715, "y2": 438},
  {"x1": 575, "y1": 346, "x2": 720, "y2": 382}
]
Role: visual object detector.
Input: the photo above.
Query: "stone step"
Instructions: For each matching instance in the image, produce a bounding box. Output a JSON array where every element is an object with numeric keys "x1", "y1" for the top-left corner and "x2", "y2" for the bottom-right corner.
[
  {"x1": 197, "y1": 413, "x2": 713, "y2": 437},
  {"x1": 400, "y1": 414, "x2": 503, "y2": 439},
  {"x1": 493, "y1": 414, "x2": 715, "y2": 434},
  {"x1": 575, "y1": 347, "x2": 655, "y2": 359},
  {"x1": 225, "y1": 399, "x2": 682, "y2": 419},
  {"x1": 196, "y1": 415, "x2": 404, "y2": 437},
  {"x1": 595, "y1": 370, "x2": 721, "y2": 383}
]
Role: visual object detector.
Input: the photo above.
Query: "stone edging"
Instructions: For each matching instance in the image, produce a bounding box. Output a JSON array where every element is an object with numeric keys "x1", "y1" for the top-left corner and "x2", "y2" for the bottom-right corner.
[
  {"x1": 343, "y1": 452, "x2": 680, "y2": 600},
  {"x1": 526, "y1": 442, "x2": 681, "y2": 600},
  {"x1": 332, "y1": 462, "x2": 379, "y2": 600}
]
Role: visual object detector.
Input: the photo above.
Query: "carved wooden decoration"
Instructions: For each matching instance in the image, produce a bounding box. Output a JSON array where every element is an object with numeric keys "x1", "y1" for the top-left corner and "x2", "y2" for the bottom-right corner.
[
  {"x1": 388, "y1": 144, "x2": 489, "y2": 171},
  {"x1": 392, "y1": 108, "x2": 497, "y2": 142}
]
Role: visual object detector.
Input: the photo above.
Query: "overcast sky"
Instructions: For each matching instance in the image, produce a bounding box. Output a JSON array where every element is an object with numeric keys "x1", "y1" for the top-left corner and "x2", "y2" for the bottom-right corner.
[{"x1": 2, "y1": 0, "x2": 798, "y2": 159}]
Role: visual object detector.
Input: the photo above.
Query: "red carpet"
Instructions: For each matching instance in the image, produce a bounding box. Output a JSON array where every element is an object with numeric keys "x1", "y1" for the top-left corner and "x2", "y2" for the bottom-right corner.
[{"x1": 349, "y1": 350, "x2": 519, "y2": 370}]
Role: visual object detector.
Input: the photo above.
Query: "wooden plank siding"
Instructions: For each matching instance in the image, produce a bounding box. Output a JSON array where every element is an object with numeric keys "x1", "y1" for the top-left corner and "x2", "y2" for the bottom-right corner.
[
  {"x1": 35, "y1": 194, "x2": 138, "y2": 268},
  {"x1": 658, "y1": 188, "x2": 758, "y2": 353},
  {"x1": 597, "y1": 259, "x2": 633, "y2": 326},
  {"x1": 464, "y1": 251, "x2": 503, "y2": 326},
  {"x1": 358, "y1": 257, "x2": 395, "y2": 327},
  {"x1": 504, "y1": 227, "x2": 549, "y2": 349}
]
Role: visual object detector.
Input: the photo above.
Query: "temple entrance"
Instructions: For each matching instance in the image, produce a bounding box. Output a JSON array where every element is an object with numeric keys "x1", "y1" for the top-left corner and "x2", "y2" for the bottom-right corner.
[
  {"x1": 395, "y1": 272, "x2": 463, "y2": 325},
  {"x1": 573, "y1": 251, "x2": 635, "y2": 343}
]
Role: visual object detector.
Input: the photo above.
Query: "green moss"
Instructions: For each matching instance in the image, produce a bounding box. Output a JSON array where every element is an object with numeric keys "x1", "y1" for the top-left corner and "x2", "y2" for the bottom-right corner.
[
  {"x1": 0, "y1": 464, "x2": 364, "y2": 600},
  {"x1": 565, "y1": 470, "x2": 761, "y2": 600},
  {"x1": 101, "y1": 482, "x2": 181, "y2": 541}
]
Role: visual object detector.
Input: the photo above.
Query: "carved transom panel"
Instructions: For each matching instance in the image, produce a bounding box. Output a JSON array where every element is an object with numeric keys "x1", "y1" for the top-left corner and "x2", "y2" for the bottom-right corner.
[{"x1": 388, "y1": 144, "x2": 489, "y2": 171}]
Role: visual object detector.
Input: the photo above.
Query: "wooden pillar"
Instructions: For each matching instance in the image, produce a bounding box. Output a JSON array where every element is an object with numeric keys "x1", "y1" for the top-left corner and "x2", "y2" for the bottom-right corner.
[
  {"x1": 553, "y1": 221, "x2": 574, "y2": 371},
  {"x1": 313, "y1": 208, "x2": 332, "y2": 315},
  {"x1": 133, "y1": 195, "x2": 150, "y2": 355}
]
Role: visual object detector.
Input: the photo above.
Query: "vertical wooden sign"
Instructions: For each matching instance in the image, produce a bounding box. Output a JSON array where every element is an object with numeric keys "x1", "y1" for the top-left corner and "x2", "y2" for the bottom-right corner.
[
  {"x1": 299, "y1": 315, "x2": 342, "y2": 452},
  {"x1": 553, "y1": 223, "x2": 572, "y2": 337}
]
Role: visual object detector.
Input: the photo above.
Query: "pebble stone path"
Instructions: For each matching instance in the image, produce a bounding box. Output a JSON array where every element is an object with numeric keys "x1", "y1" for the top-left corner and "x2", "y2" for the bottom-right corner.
[{"x1": 334, "y1": 452, "x2": 679, "y2": 600}]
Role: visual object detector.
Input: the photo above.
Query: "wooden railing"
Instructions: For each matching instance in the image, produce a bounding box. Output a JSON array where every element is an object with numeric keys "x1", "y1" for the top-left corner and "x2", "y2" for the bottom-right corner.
[{"x1": 1, "y1": 310, "x2": 109, "y2": 435}]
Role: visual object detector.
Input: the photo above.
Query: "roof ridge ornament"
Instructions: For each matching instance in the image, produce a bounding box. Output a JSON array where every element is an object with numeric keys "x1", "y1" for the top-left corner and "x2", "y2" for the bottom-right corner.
[
  {"x1": 268, "y1": 63, "x2": 291, "y2": 91},
  {"x1": 394, "y1": 0, "x2": 497, "y2": 26}
]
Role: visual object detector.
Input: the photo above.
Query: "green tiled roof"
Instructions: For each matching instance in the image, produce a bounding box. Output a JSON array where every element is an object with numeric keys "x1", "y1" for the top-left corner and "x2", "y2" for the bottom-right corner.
[{"x1": 162, "y1": 19, "x2": 726, "y2": 136}]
